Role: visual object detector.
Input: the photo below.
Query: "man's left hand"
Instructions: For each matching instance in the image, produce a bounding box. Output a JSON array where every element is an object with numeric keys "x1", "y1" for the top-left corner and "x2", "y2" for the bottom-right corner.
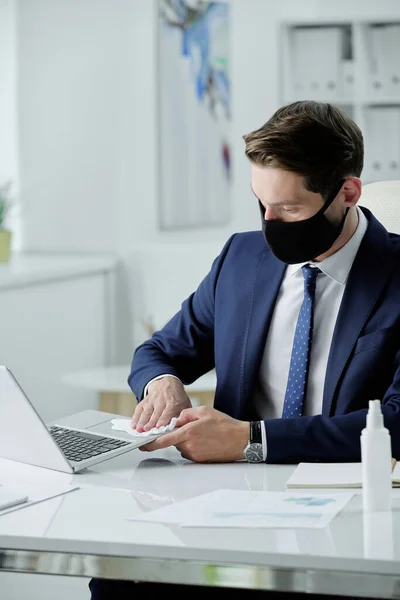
[{"x1": 140, "y1": 406, "x2": 250, "y2": 463}]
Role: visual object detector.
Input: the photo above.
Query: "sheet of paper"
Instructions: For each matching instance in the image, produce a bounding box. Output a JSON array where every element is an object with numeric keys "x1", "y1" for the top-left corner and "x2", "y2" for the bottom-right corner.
[
  {"x1": 128, "y1": 489, "x2": 354, "y2": 529},
  {"x1": 127, "y1": 490, "x2": 222, "y2": 524},
  {"x1": 0, "y1": 481, "x2": 79, "y2": 517},
  {"x1": 0, "y1": 457, "x2": 75, "y2": 486},
  {"x1": 0, "y1": 487, "x2": 28, "y2": 510}
]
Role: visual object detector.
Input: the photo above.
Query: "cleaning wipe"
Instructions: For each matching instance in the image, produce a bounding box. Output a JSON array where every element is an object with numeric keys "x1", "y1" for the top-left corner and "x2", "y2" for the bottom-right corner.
[{"x1": 110, "y1": 417, "x2": 177, "y2": 438}]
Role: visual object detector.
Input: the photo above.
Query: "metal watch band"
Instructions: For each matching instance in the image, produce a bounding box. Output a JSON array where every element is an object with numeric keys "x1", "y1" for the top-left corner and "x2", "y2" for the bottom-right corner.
[{"x1": 250, "y1": 421, "x2": 262, "y2": 445}]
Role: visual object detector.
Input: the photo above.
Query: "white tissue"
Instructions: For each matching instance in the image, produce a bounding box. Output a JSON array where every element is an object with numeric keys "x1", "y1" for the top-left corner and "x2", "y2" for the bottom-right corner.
[{"x1": 110, "y1": 417, "x2": 177, "y2": 438}]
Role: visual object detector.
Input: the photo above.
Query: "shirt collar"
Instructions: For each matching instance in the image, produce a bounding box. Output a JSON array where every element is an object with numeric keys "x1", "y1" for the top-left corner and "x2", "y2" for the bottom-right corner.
[{"x1": 288, "y1": 206, "x2": 368, "y2": 285}]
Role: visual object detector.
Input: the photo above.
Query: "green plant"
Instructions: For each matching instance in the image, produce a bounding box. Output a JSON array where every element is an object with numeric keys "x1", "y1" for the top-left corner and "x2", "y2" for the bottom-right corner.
[{"x1": 0, "y1": 181, "x2": 13, "y2": 230}]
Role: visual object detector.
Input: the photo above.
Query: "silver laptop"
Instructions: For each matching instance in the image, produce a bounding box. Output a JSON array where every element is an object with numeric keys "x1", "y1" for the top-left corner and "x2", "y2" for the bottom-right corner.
[{"x1": 0, "y1": 365, "x2": 164, "y2": 473}]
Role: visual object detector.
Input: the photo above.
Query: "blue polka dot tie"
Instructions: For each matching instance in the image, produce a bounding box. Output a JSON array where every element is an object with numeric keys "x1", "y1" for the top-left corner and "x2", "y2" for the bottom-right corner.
[{"x1": 282, "y1": 265, "x2": 321, "y2": 418}]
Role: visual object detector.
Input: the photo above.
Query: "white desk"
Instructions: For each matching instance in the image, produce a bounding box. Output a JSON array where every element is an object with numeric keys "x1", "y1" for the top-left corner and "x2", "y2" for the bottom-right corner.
[
  {"x1": 1, "y1": 411, "x2": 400, "y2": 597},
  {"x1": 62, "y1": 366, "x2": 217, "y2": 416}
]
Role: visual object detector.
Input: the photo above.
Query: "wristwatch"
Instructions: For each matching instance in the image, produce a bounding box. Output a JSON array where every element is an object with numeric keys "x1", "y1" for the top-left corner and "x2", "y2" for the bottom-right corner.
[{"x1": 243, "y1": 421, "x2": 264, "y2": 463}]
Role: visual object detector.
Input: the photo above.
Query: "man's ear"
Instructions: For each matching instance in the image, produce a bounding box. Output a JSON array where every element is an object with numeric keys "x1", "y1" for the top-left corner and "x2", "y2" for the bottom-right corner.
[{"x1": 343, "y1": 177, "x2": 362, "y2": 206}]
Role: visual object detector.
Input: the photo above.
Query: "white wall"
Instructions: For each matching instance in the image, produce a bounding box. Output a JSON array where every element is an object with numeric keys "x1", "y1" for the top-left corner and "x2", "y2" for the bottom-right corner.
[
  {"x1": 0, "y1": 0, "x2": 20, "y2": 248},
  {"x1": 0, "y1": 0, "x2": 17, "y2": 183},
  {"x1": 17, "y1": 0, "x2": 125, "y2": 253},
  {"x1": 15, "y1": 0, "x2": 400, "y2": 349}
]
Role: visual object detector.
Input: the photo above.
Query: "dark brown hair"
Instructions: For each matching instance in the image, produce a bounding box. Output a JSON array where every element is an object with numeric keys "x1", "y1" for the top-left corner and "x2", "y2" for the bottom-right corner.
[{"x1": 243, "y1": 101, "x2": 364, "y2": 200}]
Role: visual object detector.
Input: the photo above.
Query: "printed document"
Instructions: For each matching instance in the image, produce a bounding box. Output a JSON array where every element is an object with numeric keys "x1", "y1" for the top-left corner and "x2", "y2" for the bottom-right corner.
[{"x1": 128, "y1": 489, "x2": 354, "y2": 529}]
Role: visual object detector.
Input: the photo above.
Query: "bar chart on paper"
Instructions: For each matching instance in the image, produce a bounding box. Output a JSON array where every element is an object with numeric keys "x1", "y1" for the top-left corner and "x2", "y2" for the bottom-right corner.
[{"x1": 129, "y1": 489, "x2": 354, "y2": 529}]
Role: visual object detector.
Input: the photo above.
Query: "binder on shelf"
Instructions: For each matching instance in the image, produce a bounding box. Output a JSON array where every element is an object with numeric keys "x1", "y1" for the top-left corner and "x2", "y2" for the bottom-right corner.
[
  {"x1": 367, "y1": 25, "x2": 388, "y2": 98},
  {"x1": 320, "y1": 27, "x2": 342, "y2": 100},
  {"x1": 367, "y1": 24, "x2": 400, "y2": 99},
  {"x1": 291, "y1": 26, "x2": 342, "y2": 102},
  {"x1": 291, "y1": 28, "x2": 314, "y2": 98},
  {"x1": 364, "y1": 108, "x2": 384, "y2": 182},
  {"x1": 384, "y1": 107, "x2": 400, "y2": 180},
  {"x1": 386, "y1": 25, "x2": 400, "y2": 97},
  {"x1": 340, "y1": 59, "x2": 354, "y2": 99},
  {"x1": 364, "y1": 107, "x2": 400, "y2": 182}
]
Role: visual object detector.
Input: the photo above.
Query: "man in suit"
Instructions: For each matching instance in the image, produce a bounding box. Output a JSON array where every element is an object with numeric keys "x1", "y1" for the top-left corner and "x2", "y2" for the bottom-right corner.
[
  {"x1": 89, "y1": 100, "x2": 400, "y2": 598},
  {"x1": 128, "y1": 100, "x2": 400, "y2": 465}
]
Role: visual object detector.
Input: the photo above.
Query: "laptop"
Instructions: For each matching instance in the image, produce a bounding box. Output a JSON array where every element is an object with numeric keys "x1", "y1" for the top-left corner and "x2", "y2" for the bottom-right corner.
[{"x1": 0, "y1": 365, "x2": 168, "y2": 473}]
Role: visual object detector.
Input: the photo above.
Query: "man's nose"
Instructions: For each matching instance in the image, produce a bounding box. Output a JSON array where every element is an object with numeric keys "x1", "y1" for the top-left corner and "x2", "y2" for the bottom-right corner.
[{"x1": 263, "y1": 205, "x2": 278, "y2": 221}]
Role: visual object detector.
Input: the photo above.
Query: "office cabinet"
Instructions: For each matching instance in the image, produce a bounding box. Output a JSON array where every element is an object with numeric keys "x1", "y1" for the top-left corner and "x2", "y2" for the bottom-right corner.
[{"x1": 281, "y1": 20, "x2": 400, "y2": 184}]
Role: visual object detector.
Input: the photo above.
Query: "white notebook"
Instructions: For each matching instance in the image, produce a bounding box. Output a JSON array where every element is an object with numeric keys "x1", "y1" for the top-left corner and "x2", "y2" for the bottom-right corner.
[{"x1": 286, "y1": 460, "x2": 400, "y2": 489}]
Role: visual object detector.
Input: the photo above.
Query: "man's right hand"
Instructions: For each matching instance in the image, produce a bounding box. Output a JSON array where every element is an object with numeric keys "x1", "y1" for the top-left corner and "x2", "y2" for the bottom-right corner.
[{"x1": 131, "y1": 376, "x2": 192, "y2": 432}]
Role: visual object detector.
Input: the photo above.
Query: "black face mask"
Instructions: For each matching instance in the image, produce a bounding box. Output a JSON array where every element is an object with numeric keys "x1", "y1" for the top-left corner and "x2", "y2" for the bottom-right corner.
[{"x1": 259, "y1": 180, "x2": 348, "y2": 264}]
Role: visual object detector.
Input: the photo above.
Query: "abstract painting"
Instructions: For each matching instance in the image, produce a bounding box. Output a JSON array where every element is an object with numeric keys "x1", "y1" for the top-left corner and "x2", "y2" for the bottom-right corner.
[{"x1": 157, "y1": 0, "x2": 231, "y2": 230}]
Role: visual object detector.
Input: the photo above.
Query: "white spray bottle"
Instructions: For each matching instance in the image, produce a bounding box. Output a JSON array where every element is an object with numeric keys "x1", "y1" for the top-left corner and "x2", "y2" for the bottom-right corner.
[{"x1": 361, "y1": 400, "x2": 392, "y2": 512}]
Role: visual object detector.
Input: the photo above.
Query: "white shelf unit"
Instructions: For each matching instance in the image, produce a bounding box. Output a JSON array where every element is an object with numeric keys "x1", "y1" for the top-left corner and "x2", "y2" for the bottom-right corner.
[{"x1": 280, "y1": 20, "x2": 400, "y2": 184}]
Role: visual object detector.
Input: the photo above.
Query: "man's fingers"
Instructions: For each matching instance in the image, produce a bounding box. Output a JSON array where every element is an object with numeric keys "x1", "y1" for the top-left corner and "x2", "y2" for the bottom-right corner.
[
  {"x1": 131, "y1": 403, "x2": 144, "y2": 428},
  {"x1": 156, "y1": 405, "x2": 185, "y2": 427},
  {"x1": 136, "y1": 403, "x2": 186, "y2": 431},
  {"x1": 175, "y1": 406, "x2": 206, "y2": 427},
  {"x1": 140, "y1": 428, "x2": 185, "y2": 451},
  {"x1": 142, "y1": 405, "x2": 164, "y2": 431},
  {"x1": 134, "y1": 404, "x2": 155, "y2": 432}
]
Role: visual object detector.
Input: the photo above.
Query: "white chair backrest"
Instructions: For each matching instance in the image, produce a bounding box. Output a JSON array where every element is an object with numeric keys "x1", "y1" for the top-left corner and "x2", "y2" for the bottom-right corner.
[{"x1": 359, "y1": 180, "x2": 400, "y2": 233}]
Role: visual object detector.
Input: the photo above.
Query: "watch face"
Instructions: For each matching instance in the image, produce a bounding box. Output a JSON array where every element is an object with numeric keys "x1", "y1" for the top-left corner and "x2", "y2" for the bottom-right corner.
[{"x1": 244, "y1": 443, "x2": 263, "y2": 463}]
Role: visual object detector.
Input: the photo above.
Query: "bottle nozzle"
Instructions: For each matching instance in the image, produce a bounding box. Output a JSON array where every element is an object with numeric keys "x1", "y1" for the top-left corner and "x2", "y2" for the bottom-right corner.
[{"x1": 366, "y1": 399, "x2": 384, "y2": 429}]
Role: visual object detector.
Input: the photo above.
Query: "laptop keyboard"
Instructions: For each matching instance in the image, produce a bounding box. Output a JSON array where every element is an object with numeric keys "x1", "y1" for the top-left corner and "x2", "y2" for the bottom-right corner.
[{"x1": 49, "y1": 426, "x2": 131, "y2": 462}]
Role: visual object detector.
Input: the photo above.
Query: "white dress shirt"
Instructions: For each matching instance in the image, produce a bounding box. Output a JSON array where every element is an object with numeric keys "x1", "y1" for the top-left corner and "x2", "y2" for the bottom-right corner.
[
  {"x1": 253, "y1": 207, "x2": 368, "y2": 443},
  {"x1": 144, "y1": 207, "x2": 368, "y2": 461}
]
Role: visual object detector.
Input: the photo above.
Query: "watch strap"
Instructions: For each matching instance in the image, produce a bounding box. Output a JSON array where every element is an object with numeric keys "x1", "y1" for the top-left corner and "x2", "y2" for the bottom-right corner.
[{"x1": 250, "y1": 421, "x2": 262, "y2": 445}]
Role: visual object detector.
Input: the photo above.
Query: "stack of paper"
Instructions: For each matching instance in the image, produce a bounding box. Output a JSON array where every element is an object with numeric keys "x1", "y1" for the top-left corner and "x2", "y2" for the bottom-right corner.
[{"x1": 285, "y1": 461, "x2": 400, "y2": 489}]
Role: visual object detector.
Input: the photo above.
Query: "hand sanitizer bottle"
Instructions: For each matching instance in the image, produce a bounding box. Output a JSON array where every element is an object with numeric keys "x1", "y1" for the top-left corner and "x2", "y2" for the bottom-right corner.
[{"x1": 361, "y1": 400, "x2": 392, "y2": 512}]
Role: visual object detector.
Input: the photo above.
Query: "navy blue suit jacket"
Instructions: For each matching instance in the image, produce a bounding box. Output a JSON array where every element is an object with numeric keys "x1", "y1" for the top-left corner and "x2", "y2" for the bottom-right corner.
[{"x1": 128, "y1": 208, "x2": 400, "y2": 463}]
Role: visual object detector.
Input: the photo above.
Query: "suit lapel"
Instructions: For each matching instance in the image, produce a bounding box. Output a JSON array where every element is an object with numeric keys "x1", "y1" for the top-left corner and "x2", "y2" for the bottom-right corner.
[
  {"x1": 239, "y1": 250, "x2": 286, "y2": 411},
  {"x1": 322, "y1": 210, "x2": 394, "y2": 415}
]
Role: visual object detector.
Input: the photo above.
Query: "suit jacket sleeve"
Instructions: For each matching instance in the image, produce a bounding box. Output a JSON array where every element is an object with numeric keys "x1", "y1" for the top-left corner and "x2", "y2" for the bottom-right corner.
[
  {"x1": 128, "y1": 235, "x2": 236, "y2": 400},
  {"x1": 264, "y1": 345, "x2": 400, "y2": 462}
]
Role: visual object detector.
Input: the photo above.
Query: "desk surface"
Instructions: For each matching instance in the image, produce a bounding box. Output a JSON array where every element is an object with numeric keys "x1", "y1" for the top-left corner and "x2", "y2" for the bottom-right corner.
[{"x1": 1, "y1": 413, "x2": 400, "y2": 597}]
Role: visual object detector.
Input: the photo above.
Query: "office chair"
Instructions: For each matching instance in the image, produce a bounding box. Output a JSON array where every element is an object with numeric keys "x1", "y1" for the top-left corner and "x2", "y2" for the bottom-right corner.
[{"x1": 359, "y1": 180, "x2": 400, "y2": 233}]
